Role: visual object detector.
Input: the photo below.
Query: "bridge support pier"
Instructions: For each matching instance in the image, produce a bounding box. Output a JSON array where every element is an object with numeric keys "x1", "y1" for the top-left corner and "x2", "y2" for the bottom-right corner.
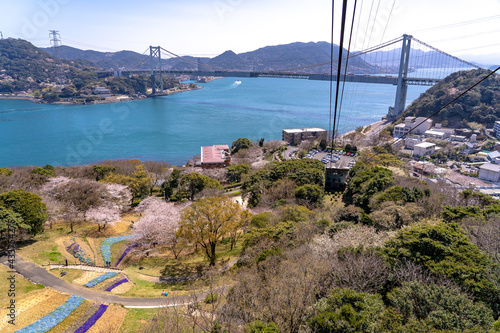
[
  {"x1": 389, "y1": 34, "x2": 412, "y2": 118},
  {"x1": 150, "y1": 46, "x2": 163, "y2": 96}
]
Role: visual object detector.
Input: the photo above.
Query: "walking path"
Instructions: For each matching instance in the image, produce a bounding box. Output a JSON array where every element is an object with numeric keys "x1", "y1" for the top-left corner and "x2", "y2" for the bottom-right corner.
[{"x1": 0, "y1": 255, "x2": 212, "y2": 308}]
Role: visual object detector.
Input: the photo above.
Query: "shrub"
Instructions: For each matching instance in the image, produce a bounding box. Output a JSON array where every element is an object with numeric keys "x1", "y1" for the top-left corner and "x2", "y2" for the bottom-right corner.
[{"x1": 205, "y1": 293, "x2": 218, "y2": 304}]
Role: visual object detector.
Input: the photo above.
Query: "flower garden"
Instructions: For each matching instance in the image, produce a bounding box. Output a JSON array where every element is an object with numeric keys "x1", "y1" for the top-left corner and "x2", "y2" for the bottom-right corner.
[
  {"x1": 66, "y1": 238, "x2": 95, "y2": 265},
  {"x1": 101, "y1": 235, "x2": 135, "y2": 265}
]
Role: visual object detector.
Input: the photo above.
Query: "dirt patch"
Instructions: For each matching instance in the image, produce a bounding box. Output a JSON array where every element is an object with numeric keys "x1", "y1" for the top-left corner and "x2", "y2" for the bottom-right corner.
[
  {"x1": 73, "y1": 271, "x2": 104, "y2": 285},
  {"x1": 87, "y1": 304, "x2": 128, "y2": 333},
  {"x1": 2, "y1": 290, "x2": 69, "y2": 333},
  {"x1": 0, "y1": 288, "x2": 59, "y2": 331}
]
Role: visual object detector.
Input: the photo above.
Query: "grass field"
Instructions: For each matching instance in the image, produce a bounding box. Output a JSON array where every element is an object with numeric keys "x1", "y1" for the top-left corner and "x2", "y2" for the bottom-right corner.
[{"x1": 119, "y1": 308, "x2": 159, "y2": 333}]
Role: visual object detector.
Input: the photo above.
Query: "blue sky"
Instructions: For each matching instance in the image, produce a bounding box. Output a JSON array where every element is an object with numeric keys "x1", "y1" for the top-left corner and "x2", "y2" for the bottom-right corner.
[{"x1": 1, "y1": 0, "x2": 499, "y2": 64}]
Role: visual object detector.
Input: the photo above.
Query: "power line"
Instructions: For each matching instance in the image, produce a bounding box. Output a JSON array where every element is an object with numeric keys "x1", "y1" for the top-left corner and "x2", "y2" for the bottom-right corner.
[
  {"x1": 331, "y1": 0, "x2": 349, "y2": 150},
  {"x1": 409, "y1": 14, "x2": 500, "y2": 34},
  {"x1": 392, "y1": 66, "x2": 500, "y2": 146}
]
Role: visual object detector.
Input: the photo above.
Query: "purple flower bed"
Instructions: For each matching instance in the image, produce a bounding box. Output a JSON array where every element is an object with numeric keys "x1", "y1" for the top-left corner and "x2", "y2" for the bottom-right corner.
[
  {"x1": 105, "y1": 278, "x2": 128, "y2": 292},
  {"x1": 67, "y1": 242, "x2": 76, "y2": 250},
  {"x1": 74, "y1": 304, "x2": 108, "y2": 333},
  {"x1": 114, "y1": 244, "x2": 139, "y2": 267},
  {"x1": 73, "y1": 244, "x2": 80, "y2": 255}
]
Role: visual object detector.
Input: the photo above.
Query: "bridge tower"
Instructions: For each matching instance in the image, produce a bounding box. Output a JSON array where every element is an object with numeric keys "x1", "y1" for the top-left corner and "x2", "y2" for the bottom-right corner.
[
  {"x1": 388, "y1": 34, "x2": 412, "y2": 118},
  {"x1": 150, "y1": 46, "x2": 163, "y2": 96}
]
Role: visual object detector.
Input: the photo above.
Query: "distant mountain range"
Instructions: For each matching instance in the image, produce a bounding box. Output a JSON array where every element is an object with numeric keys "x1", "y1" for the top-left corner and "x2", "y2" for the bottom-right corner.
[
  {"x1": 42, "y1": 41, "x2": 487, "y2": 75},
  {"x1": 42, "y1": 42, "x2": 376, "y2": 74}
]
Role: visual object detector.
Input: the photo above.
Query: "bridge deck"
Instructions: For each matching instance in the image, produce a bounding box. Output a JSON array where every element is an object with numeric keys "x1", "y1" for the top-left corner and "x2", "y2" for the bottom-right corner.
[{"x1": 96, "y1": 69, "x2": 439, "y2": 86}]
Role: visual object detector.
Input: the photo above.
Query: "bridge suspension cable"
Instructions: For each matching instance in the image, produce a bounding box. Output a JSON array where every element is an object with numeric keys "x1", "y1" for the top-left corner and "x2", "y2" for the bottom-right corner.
[{"x1": 411, "y1": 36, "x2": 482, "y2": 69}]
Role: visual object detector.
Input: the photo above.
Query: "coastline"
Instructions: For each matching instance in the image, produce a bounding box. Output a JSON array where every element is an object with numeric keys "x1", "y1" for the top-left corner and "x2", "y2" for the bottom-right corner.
[{"x1": 0, "y1": 85, "x2": 203, "y2": 106}]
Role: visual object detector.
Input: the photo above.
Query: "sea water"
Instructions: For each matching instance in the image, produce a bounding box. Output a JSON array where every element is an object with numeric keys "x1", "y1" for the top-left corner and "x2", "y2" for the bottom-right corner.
[{"x1": 0, "y1": 77, "x2": 428, "y2": 167}]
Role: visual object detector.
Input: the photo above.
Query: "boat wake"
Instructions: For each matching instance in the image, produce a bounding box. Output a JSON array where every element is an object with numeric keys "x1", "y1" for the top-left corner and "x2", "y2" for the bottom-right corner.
[{"x1": 230, "y1": 80, "x2": 242, "y2": 88}]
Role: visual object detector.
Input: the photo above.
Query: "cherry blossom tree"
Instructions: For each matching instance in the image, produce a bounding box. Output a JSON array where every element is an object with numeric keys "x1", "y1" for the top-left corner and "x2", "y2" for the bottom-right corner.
[
  {"x1": 133, "y1": 197, "x2": 190, "y2": 258},
  {"x1": 85, "y1": 203, "x2": 121, "y2": 232}
]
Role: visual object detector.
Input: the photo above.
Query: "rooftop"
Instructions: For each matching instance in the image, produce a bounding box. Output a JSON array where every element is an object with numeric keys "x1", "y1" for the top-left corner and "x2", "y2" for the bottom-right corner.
[
  {"x1": 480, "y1": 163, "x2": 500, "y2": 173},
  {"x1": 201, "y1": 145, "x2": 229, "y2": 164},
  {"x1": 283, "y1": 128, "x2": 326, "y2": 133},
  {"x1": 414, "y1": 142, "x2": 436, "y2": 148}
]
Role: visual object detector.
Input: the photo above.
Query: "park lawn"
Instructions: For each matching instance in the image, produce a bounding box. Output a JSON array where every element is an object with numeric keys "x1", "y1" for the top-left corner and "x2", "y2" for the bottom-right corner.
[
  {"x1": 118, "y1": 270, "x2": 192, "y2": 298},
  {"x1": 16, "y1": 222, "x2": 96, "y2": 266},
  {"x1": 0, "y1": 264, "x2": 45, "y2": 308},
  {"x1": 110, "y1": 240, "x2": 127, "y2": 265},
  {"x1": 48, "y1": 268, "x2": 85, "y2": 283},
  {"x1": 126, "y1": 239, "x2": 244, "y2": 278},
  {"x1": 119, "y1": 308, "x2": 159, "y2": 333}
]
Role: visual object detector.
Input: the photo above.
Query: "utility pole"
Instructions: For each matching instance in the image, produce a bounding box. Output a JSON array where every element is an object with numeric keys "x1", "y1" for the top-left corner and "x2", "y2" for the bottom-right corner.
[{"x1": 49, "y1": 30, "x2": 66, "y2": 85}]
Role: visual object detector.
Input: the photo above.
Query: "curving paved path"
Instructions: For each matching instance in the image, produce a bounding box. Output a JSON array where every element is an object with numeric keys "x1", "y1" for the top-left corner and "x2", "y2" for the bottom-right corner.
[{"x1": 0, "y1": 255, "x2": 214, "y2": 308}]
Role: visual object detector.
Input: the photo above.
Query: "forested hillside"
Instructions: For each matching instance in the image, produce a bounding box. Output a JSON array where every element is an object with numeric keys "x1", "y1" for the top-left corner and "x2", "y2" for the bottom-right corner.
[
  {"x1": 402, "y1": 69, "x2": 500, "y2": 127},
  {"x1": 0, "y1": 39, "x2": 178, "y2": 100}
]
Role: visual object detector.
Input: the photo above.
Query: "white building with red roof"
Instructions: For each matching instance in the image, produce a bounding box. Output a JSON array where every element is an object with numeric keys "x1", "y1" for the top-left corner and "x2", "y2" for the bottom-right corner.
[{"x1": 201, "y1": 145, "x2": 231, "y2": 169}]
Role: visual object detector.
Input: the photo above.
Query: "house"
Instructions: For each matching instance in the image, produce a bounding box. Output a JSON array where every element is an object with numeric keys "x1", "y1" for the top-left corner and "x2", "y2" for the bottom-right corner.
[
  {"x1": 479, "y1": 163, "x2": 500, "y2": 182},
  {"x1": 393, "y1": 117, "x2": 432, "y2": 138},
  {"x1": 404, "y1": 137, "x2": 423, "y2": 149},
  {"x1": 413, "y1": 142, "x2": 436, "y2": 157},
  {"x1": 200, "y1": 145, "x2": 231, "y2": 169},
  {"x1": 282, "y1": 128, "x2": 327, "y2": 145},
  {"x1": 93, "y1": 87, "x2": 112, "y2": 98}
]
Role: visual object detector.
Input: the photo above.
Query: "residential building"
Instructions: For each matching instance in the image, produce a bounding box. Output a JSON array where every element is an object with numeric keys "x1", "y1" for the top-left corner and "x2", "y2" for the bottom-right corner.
[
  {"x1": 450, "y1": 135, "x2": 466, "y2": 142},
  {"x1": 479, "y1": 163, "x2": 500, "y2": 183},
  {"x1": 393, "y1": 116, "x2": 432, "y2": 138},
  {"x1": 413, "y1": 142, "x2": 436, "y2": 157},
  {"x1": 404, "y1": 137, "x2": 423, "y2": 149},
  {"x1": 200, "y1": 145, "x2": 231, "y2": 169},
  {"x1": 93, "y1": 87, "x2": 112, "y2": 98},
  {"x1": 494, "y1": 121, "x2": 500, "y2": 139},
  {"x1": 424, "y1": 130, "x2": 446, "y2": 140},
  {"x1": 282, "y1": 128, "x2": 327, "y2": 145},
  {"x1": 432, "y1": 123, "x2": 455, "y2": 138}
]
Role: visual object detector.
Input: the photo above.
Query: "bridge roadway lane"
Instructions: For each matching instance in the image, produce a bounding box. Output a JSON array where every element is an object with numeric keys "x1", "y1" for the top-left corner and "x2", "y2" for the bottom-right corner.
[{"x1": 0, "y1": 255, "x2": 205, "y2": 308}]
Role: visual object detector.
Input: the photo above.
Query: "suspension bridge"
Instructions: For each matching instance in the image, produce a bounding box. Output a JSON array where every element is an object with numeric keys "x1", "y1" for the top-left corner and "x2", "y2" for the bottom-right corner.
[{"x1": 96, "y1": 34, "x2": 483, "y2": 118}]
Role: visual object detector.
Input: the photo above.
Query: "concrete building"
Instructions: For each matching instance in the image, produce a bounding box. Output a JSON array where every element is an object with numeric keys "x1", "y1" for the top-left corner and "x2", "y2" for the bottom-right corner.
[
  {"x1": 282, "y1": 128, "x2": 327, "y2": 145},
  {"x1": 404, "y1": 137, "x2": 423, "y2": 149},
  {"x1": 325, "y1": 164, "x2": 349, "y2": 190},
  {"x1": 393, "y1": 116, "x2": 433, "y2": 138},
  {"x1": 494, "y1": 121, "x2": 500, "y2": 139},
  {"x1": 479, "y1": 163, "x2": 500, "y2": 183},
  {"x1": 93, "y1": 87, "x2": 112, "y2": 98},
  {"x1": 201, "y1": 145, "x2": 231, "y2": 169},
  {"x1": 413, "y1": 142, "x2": 436, "y2": 157},
  {"x1": 424, "y1": 130, "x2": 446, "y2": 140}
]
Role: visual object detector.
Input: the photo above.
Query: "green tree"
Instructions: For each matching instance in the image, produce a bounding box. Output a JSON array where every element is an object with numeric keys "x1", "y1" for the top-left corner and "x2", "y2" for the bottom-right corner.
[
  {"x1": 30, "y1": 164, "x2": 55, "y2": 177},
  {"x1": 295, "y1": 184, "x2": 325, "y2": 207},
  {"x1": 92, "y1": 164, "x2": 115, "y2": 181},
  {"x1": 231, "y1": 138, "x2": 253, "y2": 154},
  {"x1": 178, "y1": 173, "x2": 223, "y2": 201},
  {"x1": 0, "y1": 207, "x2": 29, "y2": 248},
  {"x1": 226, "y1": 164, "x2": 251, "y2": 183},
  {"x1": 0, "y1": 189, "x2": 47, "y2": 236},
  {"x1": 307, "y1": 288, "x2": 385, "y2": 333},
  {"x1": 162, "y1": 168, "x2": 181, "y2": 200},
  {"x1": 383, "y1": 222, "x2": 498, "y2": 306},
  {"x1": 343, "y1": 165, "x2": 394, "y2": 212},
  {"x1": 245, "y1": 321, "x2": 280, "y2": 333},
  {"x1": 0, "y1": 167, "x2": 13, "y2": 176},
  {"x1": 177, "y1": 196, "x2": 249, "y2": 265},
  {"x1": 387, "y1": 282, "x2": 494, "y2": 331}
]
